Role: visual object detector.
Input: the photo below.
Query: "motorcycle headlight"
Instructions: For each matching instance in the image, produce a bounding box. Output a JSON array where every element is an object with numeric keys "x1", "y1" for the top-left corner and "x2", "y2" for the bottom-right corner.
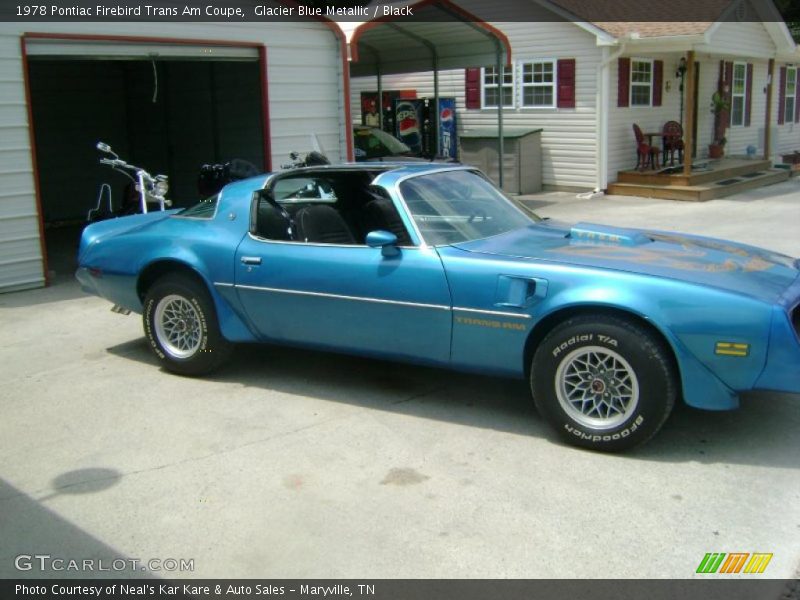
[{"x1": 154, "y1": 178, "x2": 169, "y2": 198}]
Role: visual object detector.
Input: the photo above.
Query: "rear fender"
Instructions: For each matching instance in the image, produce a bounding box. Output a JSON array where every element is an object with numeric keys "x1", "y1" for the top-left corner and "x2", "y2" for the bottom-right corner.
[{"x1": 137, "y1": 256, "x2": 257, "y2": 343}]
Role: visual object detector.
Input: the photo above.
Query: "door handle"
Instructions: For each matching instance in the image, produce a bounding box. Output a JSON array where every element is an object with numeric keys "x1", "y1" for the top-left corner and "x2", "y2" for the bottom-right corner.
[{"x1": 240, "y1": 256, "x2": 262, "y2": 265}]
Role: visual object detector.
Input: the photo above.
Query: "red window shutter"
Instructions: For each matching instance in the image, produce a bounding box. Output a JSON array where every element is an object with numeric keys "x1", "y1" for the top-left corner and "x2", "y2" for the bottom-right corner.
[
  {"x1": 724, "y1": 61, "x2": 734, "y2": 126},
  {"x1": 796, "y1": 69, "x2": 800, "y2": 123},
  {"x1": 744, "y1": 63, "x2": 753, "y2": 126},
  {"x1": 652, "y1": 60, "x2": 664, "y2": 106},
  {"x1": 618, "y1": 58, "x2": 630, "y2": 107},
  {"x1": 557, "y1": 59, "x2": 576, "y2": 108},
  {"x1": 778, "y1": 66, "x2": 787, "y2": 125},
  {"x1": 465, "y1": 68, "x2": 481, "y2": 109}
]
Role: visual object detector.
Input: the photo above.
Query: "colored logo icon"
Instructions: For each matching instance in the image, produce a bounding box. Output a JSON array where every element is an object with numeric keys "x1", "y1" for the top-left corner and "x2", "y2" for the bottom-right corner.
[{"x1": 696, "y1": 552, "x2": 773, "y2": 574}]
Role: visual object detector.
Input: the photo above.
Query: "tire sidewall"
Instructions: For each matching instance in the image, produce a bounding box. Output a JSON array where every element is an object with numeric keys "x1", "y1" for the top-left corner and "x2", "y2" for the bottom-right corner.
[
  {"x1": 143, "y1": 276, "x2": 228, "y2": 375},
  {"x1": 532, "y1": 317, "x2": 675, "y2": 451}
]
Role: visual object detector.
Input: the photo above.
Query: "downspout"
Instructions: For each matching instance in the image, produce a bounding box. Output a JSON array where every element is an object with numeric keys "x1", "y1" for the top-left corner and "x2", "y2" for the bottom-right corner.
[
  {"x1": 764, "y1": 57, "x2": 774, "y2": 162},
  {"x1": 496, "y1": 47, "x2": 505, "y2": 189},
  {"x1": 578, "y1": 40, "x2": 627, "y2": 199}
]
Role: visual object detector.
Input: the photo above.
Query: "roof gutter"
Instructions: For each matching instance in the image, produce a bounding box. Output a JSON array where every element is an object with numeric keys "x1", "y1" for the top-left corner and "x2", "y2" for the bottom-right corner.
[{"x1": 621, "y1": 34, "x2": 706, "y2": 52}]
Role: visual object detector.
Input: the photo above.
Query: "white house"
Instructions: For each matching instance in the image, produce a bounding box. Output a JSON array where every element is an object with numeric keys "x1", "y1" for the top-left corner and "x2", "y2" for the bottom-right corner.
[
  {"x1": 0, "y1": 12, "x2": 352, "y2": 292},
  {"x1": 349, "y1": 0, "x2": 800, "y2": 194}
]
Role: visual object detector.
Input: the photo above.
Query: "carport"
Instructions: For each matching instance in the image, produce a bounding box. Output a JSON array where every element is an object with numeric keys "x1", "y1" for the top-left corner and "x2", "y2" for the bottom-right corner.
[{"x1": 349, "y1": 0, "x2": 511, "y2": 184}]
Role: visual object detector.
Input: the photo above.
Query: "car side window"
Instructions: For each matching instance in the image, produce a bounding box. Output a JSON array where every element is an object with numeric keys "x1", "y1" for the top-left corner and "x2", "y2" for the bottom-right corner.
[
  {"x1": 252, "y1": 172, "x2": 414, "y2": 247},
  {"x1": 273, "y1": 177, "x2": 337, "y2": 203}
]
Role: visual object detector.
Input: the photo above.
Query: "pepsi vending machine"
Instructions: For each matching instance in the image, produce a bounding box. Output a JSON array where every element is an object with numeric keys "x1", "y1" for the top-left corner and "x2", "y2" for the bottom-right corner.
[
  {"x1": 394, "y1": 98, "x2": 425, "y2": 156},
  {"x1": 436, "y1": 98, "x2": 458, "y2": 160}
]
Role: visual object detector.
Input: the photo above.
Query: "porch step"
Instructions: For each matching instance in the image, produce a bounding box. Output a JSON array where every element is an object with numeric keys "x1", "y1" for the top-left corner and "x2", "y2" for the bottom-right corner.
[
  {"x1": 617, "y1": 158, "x2": 772, "y2": 186},
  {"x1": 607, "y1": 169, "x2": 789, "y2": 202}
]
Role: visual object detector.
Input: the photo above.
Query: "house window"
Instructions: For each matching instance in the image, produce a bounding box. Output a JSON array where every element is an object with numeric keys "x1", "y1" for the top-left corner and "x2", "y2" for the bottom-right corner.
[
  {"x1": 786, "y1": 66, "x2": 797, "y2": 123},
  {"x1": 482, "y1": 66, "x2": 514, "y2": 108},
  {"x1": 630, "y1": 59, "x2": 653, "y2": 106},
  {"x1": 731, "y1": 62, "x2": 747, "y2": 127},
  {"x1": 520, "y1": 60, "x2": 555, "y2": 108}
]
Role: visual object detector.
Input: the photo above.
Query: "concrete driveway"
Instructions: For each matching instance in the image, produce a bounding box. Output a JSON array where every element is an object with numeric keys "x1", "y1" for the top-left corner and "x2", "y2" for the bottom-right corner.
[{"x1": 1, "y1": 180, "x2": 799, "y2": 580}]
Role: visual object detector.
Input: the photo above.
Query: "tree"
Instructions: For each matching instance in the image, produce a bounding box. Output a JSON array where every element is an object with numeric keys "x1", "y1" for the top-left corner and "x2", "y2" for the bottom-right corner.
[{"x1": 773, "y1": 0, "x2": 800, "y2": 42}]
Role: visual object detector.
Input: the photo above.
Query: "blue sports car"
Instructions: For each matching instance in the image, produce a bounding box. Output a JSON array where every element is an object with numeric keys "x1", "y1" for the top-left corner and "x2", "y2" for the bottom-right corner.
[{"x1": 76, "y1": 163, "x2": 800, "y2": 451}]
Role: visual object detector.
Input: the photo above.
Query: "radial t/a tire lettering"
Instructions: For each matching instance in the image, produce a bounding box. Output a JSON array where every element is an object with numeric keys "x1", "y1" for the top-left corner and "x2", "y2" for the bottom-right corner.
[
  {"x1": 143, "y1": 274, "x2": 232, "y2": 376},
  {"x1": 531, "y1": 315, "x2": 677, "y2": 451}
]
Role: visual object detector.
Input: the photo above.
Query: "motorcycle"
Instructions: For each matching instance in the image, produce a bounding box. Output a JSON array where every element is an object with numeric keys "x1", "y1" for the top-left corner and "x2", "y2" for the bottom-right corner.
[
  {"x1": 88, "y1": 142, "x2": 171, "y2": 222},
  {"x1": 281, "y1": 133, "x2": 331, "y2": 170},
  {"x1": 197, "y1": 158, "x2": 260, "y2": 198},
  {"x1": 281, "y1": 150, "x2": 330, "y2": 170}
]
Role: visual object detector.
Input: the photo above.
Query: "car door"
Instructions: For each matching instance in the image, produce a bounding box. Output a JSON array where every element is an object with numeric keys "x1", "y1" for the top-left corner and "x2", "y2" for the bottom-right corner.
[{"x1": 233, "y1": 190, "x2": 452, "y2": 365}]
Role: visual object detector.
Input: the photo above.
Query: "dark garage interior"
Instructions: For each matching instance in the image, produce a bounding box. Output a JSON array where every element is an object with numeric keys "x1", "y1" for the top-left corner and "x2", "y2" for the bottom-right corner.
[{"x1": 27, "y1": 57, "x2": 265, "y2": 282}]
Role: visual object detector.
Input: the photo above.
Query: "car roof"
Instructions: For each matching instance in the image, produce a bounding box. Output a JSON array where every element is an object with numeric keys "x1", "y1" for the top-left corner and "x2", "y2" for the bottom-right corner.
[
  {"x1": 216, "y1": 162, "x2": 473, "y2": 213},
  {"x1": 270, "y1": 161, "x2": 467, "y2": 178}
]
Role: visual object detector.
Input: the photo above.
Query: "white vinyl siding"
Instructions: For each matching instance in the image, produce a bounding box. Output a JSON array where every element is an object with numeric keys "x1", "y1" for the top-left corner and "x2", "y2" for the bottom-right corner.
[
  {"x1": 0, "y1": 31, "x2": 43, "y2": 292},
  {"x1": 704, "y1": 19, "x2": 776, "y2": 59},
  {"x1": 607, "y1": 53, "x2": 680, "y2": 179},
  {"x1": 0, "y1": 15, "x2": 346, "y2": 292}
]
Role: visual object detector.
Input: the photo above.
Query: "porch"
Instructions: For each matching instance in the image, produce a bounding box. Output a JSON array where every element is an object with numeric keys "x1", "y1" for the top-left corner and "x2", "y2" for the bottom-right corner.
[{"x1": 607, "y1": 157, "x2": 790, "y2": 201}]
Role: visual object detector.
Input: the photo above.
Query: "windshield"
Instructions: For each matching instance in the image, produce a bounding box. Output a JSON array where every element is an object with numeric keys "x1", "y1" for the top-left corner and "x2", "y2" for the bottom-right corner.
[
  {"x1": 177, "y1": 194, "x2": 218, "y2": 219},
  {"x1": 399, "y1": 170, "x2": 538, "y2": 245},
  {"x1": 354, "y1": 127, "x2": 411, "y2": 159}
]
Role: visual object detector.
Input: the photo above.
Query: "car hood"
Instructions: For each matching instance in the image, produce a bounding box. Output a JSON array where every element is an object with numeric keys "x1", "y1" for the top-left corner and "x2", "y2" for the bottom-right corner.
[{"x1": 452, "y1": 221, "x2": 800, "y2": 303}]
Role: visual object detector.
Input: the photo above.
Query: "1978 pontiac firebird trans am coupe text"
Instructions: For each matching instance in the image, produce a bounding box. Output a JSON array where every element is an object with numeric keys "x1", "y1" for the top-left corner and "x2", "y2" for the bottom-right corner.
[{"x1": 77, "y1": 164, "x2": 800, "y2": 451}]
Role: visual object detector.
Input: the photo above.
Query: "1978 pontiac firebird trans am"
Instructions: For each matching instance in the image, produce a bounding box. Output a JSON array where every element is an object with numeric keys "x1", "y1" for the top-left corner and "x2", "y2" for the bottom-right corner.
[{"x1": 77, "y1": 164, "x2": 800, "y2": 451}]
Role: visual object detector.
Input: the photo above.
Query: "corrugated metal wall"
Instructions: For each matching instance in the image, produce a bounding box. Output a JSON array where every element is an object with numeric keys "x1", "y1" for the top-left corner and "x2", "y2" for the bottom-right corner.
[
  {"x1": 0, "y1": 33, "x2": 43, "y2": 292},
  {"x1": 0, "y1": 18, "x2": 346, "y2": 293}
]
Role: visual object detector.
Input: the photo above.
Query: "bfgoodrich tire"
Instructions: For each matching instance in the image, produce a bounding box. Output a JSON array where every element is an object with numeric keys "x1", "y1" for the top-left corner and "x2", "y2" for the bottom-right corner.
[
  {"x1": 531, "y1": 315, "x2": 677, "y2": 451},
  {"x1": 143, "y1": 274, "x2": 232, "y2": 376}
]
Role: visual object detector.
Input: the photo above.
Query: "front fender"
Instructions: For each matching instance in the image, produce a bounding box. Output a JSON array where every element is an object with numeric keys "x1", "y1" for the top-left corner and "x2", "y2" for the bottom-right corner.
[{"x1": 534, "y1": 268, "x2": 773, "y2": 409}]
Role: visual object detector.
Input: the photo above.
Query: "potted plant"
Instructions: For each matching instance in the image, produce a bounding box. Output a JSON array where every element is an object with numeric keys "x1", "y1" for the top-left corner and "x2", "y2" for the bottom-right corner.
[{"x1": 708, "y1": 91, "x2": 730, "y2": 159}]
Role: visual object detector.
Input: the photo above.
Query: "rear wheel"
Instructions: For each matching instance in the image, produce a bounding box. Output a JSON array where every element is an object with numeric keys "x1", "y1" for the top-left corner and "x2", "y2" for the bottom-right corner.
[
  {"x1": 531, "y1": 315, "x2": 677, "y2": 451},
  {"x1": 143, "y1": 274, "x2": 232, "y2": 376}
]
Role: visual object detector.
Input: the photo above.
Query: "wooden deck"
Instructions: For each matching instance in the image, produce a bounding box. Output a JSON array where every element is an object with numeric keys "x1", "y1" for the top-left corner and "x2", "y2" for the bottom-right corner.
[{"x1": 607, "y1": 157, "x2": 790, "y2": 201}]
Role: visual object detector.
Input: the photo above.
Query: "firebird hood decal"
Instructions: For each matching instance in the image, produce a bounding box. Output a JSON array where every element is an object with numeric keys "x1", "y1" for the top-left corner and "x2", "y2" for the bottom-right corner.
[{"x1": 453, "y1": 222, "x2": 799, "y2": 303}]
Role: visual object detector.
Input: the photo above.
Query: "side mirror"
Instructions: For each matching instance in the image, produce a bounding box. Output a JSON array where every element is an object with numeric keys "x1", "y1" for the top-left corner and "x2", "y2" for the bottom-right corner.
[{"x1": 366, "y1": 230, "x2": 399, "y2": 257}]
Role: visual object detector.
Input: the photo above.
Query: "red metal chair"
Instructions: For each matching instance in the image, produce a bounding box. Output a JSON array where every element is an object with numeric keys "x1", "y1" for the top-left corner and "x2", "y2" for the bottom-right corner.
[
  {"x1": 662, "y1": 121, "x2": 685, "y2": 166},
  {"x1": 632, "y1": 123, "x2": 660, "y2": 170}
]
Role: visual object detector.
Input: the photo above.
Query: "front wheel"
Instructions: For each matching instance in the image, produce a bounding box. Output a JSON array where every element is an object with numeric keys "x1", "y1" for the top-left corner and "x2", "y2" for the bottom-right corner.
[
  {"x1": 531, "y1": 315, "x2": 677, "y2": 451},
  {"x1": 143, "y1": 274, "x2": 232, "y2": 376}
]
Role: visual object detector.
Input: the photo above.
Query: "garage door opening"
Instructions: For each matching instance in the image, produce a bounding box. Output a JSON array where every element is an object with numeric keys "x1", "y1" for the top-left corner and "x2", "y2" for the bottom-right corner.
[{"x1": 24, "y1": 40, "x2": 268, "y2": 285}]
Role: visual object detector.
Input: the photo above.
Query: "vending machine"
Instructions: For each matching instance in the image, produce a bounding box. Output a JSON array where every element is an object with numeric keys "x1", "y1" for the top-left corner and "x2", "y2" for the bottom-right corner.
[
  {"x1": 436, "y1": 97, "x2": 458, "y2": 160},
  {"x1": 394, "y1": 98, "x2": 426, "y2": 156},
  {"x1": 361, "y1": 90, "x2": 417, "y2": 135}
]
